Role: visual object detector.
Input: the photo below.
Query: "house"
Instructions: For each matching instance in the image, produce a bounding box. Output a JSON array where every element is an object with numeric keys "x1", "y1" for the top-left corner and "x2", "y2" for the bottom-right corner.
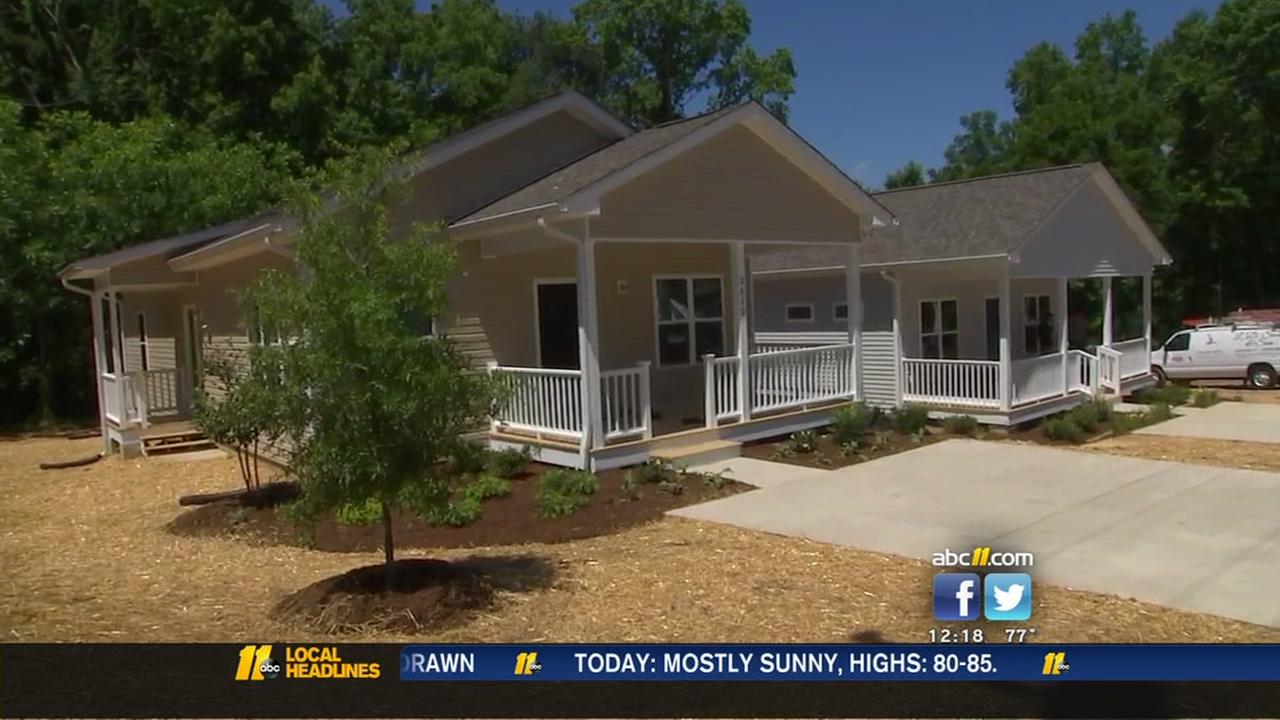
[
  {"x1": 58, "y1": 93, "x2": 1167, "y2": 471},
  {"x1": 750, "y1": 164, "x2": 1171, "y2": 425}
]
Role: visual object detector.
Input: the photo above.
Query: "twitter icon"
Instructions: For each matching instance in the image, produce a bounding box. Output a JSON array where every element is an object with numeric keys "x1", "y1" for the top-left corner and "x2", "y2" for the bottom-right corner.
[{"x1": 984, "y1": 573, "x2": 1033, "y2": 621}]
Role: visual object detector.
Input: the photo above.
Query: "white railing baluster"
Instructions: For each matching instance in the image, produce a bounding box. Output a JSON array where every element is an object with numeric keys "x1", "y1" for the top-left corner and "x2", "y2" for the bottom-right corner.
[{"x1": 900, "y1": 357, "x2": 1002, "y2": 409}]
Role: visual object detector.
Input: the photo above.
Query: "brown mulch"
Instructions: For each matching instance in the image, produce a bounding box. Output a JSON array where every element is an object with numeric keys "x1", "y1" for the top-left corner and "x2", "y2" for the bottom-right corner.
[
  {"x1": 742, "y1": 428, "x2": 945, "y2": 469},
  {"x1": 1081, "y1": 434, "x2": 1280, "y2": 473},
  {"x1": 4, "y1": 436, "x2": 1279, "y2": 644},
  {"x1": 167, "y1": 463, "x2": 750, "y2": 551}
]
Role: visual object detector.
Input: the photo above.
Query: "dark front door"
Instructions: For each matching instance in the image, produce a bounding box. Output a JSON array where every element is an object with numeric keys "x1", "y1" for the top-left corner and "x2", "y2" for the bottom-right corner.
[
  {"x1": 537, "y1": 282, "x2": 580, "y2": 369},
  {"x1": 985, "y1": 297, "x2": 1000, "y2": 361}
]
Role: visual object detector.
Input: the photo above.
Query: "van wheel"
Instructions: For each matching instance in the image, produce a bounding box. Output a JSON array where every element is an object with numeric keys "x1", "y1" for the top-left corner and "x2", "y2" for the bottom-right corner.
[
  {"x1": 1248, "y1": 363, "x2": 1277, "y2": 389},
  {"x1": 1152, "y1": 366, "x2": 1168, "y2": 387}
]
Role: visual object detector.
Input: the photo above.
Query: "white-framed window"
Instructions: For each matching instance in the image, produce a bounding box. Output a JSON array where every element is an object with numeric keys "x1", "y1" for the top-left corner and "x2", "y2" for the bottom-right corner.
[
  {"x1": 1023, "y1": 294, "x2": 1055, "y2": 355},
  {"x1": 136, "y1": 313, "x2": 150, "y2": 371},
  {"x1": 654, "y1": 275, "x2": 724, "y2": 366},
  {"x1": 833, "y1": 303, "x2": 848, "y2": 321},
  {"x1": 785, "y1": 303, "x2": 814, "y2": 323},
  {"x1": 920, "y1": 299, "x2": 959, "y2": 359}
]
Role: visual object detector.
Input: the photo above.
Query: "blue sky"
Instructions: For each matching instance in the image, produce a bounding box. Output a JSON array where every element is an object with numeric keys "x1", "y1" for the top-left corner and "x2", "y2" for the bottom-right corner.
[{"x1": 334, "y1": 0, "x2": 1222, "y2": 187}]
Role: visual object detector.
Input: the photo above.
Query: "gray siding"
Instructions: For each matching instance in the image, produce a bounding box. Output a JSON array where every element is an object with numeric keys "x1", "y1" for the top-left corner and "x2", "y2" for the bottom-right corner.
[
  {"x1": 862, "y1": 331, "x2": 898, "y2": 408},
  {"x1": 1015, "y1": 178, "x2": 1158, "y2": 278}
]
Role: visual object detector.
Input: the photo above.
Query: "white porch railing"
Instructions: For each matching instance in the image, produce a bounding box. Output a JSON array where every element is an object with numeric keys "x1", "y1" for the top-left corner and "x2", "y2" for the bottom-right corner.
[
  {"x1": 1012, "y1": 352, "x2": 1066, "y2": 405},
  {"x1": 102, "y1": 373, "x2": 123, "y2": 424},
  {"x1": 703, "y1": 355, "x2": 742, "y2": 425},
  {"x1": 489, "y1": 365, "x2": 584, "y2": 441},
  {"x1": 901, "y1": 358, "x2": 1001, "y2": 409},
  {"x1": 1113, "y1": 337, "x2": 1150, "y2": 378},
  {"x1": 600, "y1": 363, "x2": 652, "y2": 440},
  {"x1": 748, "y1": 343, "x2": 856, "y2": 415},
  {"x1": 1097, "y1": 346, "x2": 1122, "y2": 393},
  {"x1": 1068, "y1": 350, "x2": 1098, "y2": 395},
  {"x1": 131, "y1": 368, "x2": 183, "y2": 418}
]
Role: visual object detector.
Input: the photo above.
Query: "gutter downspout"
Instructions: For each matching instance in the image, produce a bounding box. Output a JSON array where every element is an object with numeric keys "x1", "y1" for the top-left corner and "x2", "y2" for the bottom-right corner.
[
  {"x1": 880, "y1": 271, "x2": 903, "y2": 406},
  {"x1": 63, "y1": 275, "x2": 110, "y2": 452}
]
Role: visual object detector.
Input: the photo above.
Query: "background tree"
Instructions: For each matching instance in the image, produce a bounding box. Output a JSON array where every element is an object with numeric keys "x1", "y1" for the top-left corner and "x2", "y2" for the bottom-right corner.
[
  {"x1": 246, "y1": 151, "x2": 497, "y2": 588},
  {"x1": 883, "y1": 160, "x2": 926, "y2": 190}
]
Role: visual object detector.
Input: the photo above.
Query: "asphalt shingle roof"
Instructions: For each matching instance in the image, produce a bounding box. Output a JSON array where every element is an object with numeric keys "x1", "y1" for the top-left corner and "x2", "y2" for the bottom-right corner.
[{"x1": 751, "y1": 163, "x2": 1099, "y2": 271}]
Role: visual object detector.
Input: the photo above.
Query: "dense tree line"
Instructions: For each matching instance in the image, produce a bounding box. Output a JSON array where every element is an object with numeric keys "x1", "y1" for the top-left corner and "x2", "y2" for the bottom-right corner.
[
  {"x1": 884, "y1": 1, "x2": 1280, "y2": 335},
  {"x1": 0, "y1": 0, "x2": 794, "y2": 426}
]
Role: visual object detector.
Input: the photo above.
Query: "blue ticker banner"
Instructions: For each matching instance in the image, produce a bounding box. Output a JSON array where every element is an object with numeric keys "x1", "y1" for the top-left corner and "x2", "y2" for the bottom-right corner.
[{"x1": 401, "y1": 643, "x2": 1280, "y2": 682}]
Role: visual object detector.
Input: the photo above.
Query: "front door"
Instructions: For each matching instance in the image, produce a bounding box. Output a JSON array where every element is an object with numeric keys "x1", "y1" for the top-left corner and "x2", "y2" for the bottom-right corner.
[{"x1": 536, "y1": 282, "x2": 580, "y2": 369}]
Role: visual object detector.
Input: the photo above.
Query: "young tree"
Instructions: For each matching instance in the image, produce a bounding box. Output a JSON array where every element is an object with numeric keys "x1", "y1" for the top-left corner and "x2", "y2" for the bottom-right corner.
[{"x1": 247, "y1": 151, "x2": 496, "y2": 589}]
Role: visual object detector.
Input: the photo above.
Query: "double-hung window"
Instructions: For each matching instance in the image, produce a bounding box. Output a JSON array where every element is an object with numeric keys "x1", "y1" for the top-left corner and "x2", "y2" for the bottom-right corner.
[
  {"x1": 654, "y1": 276, "x2": 724, "y2": 366},
  {"x1": 833, "y1": 303, "x2": 849, "y2": 321},
  {"x1": 920, "y1": 299, "x2": 959, "y2": 359},
  {"x1": 1023, "y1": 295, "x2": 1054, "y2": 355}
]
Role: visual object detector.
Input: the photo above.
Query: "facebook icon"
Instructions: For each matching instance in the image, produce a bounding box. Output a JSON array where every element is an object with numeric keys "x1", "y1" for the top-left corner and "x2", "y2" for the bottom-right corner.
[{"x1": 933, "y1": 573, "x2": 982, "y2": 621}]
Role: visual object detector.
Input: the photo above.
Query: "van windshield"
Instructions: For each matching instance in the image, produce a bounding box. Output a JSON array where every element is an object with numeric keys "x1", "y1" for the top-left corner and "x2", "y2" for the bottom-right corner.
[{"x1": 1165, "y1": 332, "x2": 1191, "y2": 352}]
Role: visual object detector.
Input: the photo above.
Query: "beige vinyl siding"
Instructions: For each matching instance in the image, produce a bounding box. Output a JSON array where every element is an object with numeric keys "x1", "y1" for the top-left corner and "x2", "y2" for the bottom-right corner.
[
  {"x1": 390, "y1": 110, "x2": 615, "y2": 235},
  {"x1": 118, "y1": 292, "x2": 182, "y2": 374},
  {"x1": 589, "y1": 124, "x2": 861, "y2": 243}
]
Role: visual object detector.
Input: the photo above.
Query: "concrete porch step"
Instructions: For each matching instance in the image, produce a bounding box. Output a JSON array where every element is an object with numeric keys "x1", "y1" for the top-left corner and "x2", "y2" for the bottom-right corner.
[
  {"x1": 143, "y1": 438, "x2": 218, "y2": 456},
  {"x1": 652, "y1": 439, "x2": 741, "y2": 467}
]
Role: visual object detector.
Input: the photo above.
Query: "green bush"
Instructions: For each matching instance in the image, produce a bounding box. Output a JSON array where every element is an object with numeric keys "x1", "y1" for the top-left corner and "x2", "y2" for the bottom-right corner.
[
  {"x1": 1148, "y1": 402, "x2": 1174, "y2": 422},
  {"x1": 832, "y1": 402, "x2": 874, "y2": 446},
  {"x1": 782, "y1": 429, "x2": 818, "y2": 454},
  {"x1": 1192, "y1": 389, "x2": 1221, "y2": 408},
  {"x1": 427, "y1": 496, "x2": 482, "y2": 527},
  {"x1": 1069, "y1": 402, "x2": 1102, "y2": 432},
  {"x1": 942, "y1": 415, "x2": 978, "y2": 436},
  {"x1": 335, "y1": 497, "x2": 383, "y2": 525},
  {"x1": 537, "y1": 469, "x2": 598, "y2": 518},
  {"x1": 1135, "y1": 385, "x2": 1191, "y2": 406},
  {"x1": 631, "y1": 459, "x2": 679, "y2": 485},
  {"x1": 656, "y1": 479, "x2": 685, "y2": 495},
  {"x1": 619, "y1": 472, "x2": 640, "y2": 501},
  {"x1": 446, "y1": 440, "x2": 488, "y2": 475},
  {"x1": 891, "y1": 405, "x2": 930, "y2": 435},
  {"x1": 485, "y1": 447, "x2": 531, "y2": 478},
  {"x1": 461, "y1": 474, "x2": 511, "y2": 502},
  {"x1": 1043, "y1": 418, "x2": 1084, "y2": 443}
]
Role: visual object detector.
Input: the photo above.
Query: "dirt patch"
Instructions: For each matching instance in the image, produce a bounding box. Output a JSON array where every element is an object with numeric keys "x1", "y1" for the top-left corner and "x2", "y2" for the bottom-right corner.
[
  {"x1": 742, "y1": 428, "x2": 947, "y2": 469},
  {"x1": 4, "y1": 436, "x2": 1278, "y2": 644},
  {"x1": 167, "y1": 463, "x2": 750, "y2": 551},
  {"x1": 1081, "y1": 434, "x2": 1280, "y2": 473}
]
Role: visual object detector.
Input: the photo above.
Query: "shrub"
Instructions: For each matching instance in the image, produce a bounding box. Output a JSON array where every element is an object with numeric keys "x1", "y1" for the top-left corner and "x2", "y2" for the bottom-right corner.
[
  {"x1": 619, "y1": 472, "x2": 640, "y2": 501},
  {"x1": 1148, "y1": 402, "x2": 1174, "y2": 422},
  {"x1": 485, "y1": 447, "x2": 531, "y2": 478},
  {"x1": 700, "y1": 470, "x2": 730, "y2": 490},
  {"x1": 1192, "y1": 389, "x2": 1221, "y2": 408},
  {"x1": 832, "y1": 402, "x2": 874, "y2": 446},
  {"x1": 631, "y1": 459, "x2": 679, "y2": 485},
  {"x1": 336, "y1": 498, "x2": 383, "y2": 525},
  {"x1": 446, "y1": 440, "x2": 489, "y2": 475},
  {"x1": 537, "y1": 469, "x2": 598, "y2": 518},
  {"x1": 1043, "y1": 418, "x2": 1084, "y2": 443},
  {"x1": 1135, "y1": 385, "x2": 1191, "y2": 406},
  {"x1": 782, "y1": 429, "x2": 818, "y2": 454},
  {"x1": 427, "y1": 496, "x2": 482, "y2": 527},
  {"x1": 656, "y1": 479, "x2": 685, "y2": 495},
  {"x1": 461, "y1": 474, "x2": 510, "y2": 502},
  {"x1": 1069, "y1": 402, "x2": 1102, "y2": 432},
  {"x1": 891, "y1": 405, "x2": 930, "y2": 435},
  {"x1": 942, "y1": 415, "x2": 979, "y2": 436}
]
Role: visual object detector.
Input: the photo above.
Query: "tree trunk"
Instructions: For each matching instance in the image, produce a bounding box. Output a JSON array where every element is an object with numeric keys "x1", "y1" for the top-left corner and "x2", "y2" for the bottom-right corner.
[
  {"x1": 382, "y1": 500, "x2": 395, "y2": 591},
  {"x1": 252, "y1": 438, "x2": 261, "y2": 489}
]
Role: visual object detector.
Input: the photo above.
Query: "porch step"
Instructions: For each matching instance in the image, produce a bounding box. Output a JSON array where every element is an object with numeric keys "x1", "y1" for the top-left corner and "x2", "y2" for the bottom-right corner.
[
  {"x1": 142, "y1": 429, "x2": 215, "y2": 457},
  {"x1": 652, "y1": 439, "x2": 741, "y2": 467}
]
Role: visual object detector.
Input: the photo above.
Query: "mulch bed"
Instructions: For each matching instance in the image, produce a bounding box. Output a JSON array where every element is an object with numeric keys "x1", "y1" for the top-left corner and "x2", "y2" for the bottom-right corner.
[
  {"x1": 742, "y1": 427, "x2": 946, "y2": 469},
  {"x1": 167, "y1": 463, "x2": 750, "y2": 552}
]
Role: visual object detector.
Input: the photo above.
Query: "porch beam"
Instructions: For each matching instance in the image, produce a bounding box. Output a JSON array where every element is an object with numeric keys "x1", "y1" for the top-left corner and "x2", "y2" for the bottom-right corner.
[
  {"x1": 1142, "y1": 273, "x2": 1153, "y2": 358},
  {"x1": 732, "y1": 242, "x2": 751, "y2": 421},
  {"x1": 998, "y1": 272, "x2": 1012, "y2": 410},
  {"x1": 1058, "y1": 277, "x2": 1069, "y2": 395},
  {"x1": 1102, "y1": 276, "x2": 1114, "y2": 348},
  {"x1": 844, "y1": 243, "x2": 862, "y2": 400}
]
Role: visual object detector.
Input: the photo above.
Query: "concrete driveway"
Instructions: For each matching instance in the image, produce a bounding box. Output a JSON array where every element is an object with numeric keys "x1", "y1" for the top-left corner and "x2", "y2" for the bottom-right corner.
[
  {"x1": 675, "y1": 439, "x2": 1280, "y2": 627},
  {"x1": 1135, "y1": 401, "x2": 1280, "y2": 444}
]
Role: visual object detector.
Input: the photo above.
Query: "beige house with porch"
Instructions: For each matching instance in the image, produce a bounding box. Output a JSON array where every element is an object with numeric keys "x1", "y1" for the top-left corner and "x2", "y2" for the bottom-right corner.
[{"x1": 59, "y1": 92, "x2": 1166, "y2": 470}]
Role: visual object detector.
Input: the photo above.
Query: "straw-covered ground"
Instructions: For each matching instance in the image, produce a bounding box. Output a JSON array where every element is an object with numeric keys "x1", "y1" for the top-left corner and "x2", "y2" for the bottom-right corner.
[{"x1": 3, "y1": 435, "x2": 1277, "y2": 643}]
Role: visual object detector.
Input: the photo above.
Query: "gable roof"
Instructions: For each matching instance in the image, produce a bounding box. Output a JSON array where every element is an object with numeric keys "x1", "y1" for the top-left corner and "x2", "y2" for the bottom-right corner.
[
  {"x1": 452, "y1": 101, "x2": 895, "y2": 231},
  {"x1": 752, "y1": 163, "x2": 1139, "y2": 272}
]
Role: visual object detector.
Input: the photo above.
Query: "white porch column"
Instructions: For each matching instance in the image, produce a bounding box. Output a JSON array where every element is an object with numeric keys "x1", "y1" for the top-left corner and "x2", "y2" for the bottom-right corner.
[
  {"x1": 731, "y1": 242, "x2": 751, "y2": 421},
  {"x1": 575, "y1": 228, "x2": 604, "y2": 463},
  {"x1": 1058, "y1": 277, "x2": 1069, "y2": 394},
  {"x1": 844, "y1": 243, "x2": 862, "y2": 400},
  {"x1": 107, "y1": 290, "x2": 128, "y2": 423},
  {"x1": 90, "y1": 291, "x2": 110, "y2": 452},
  {"x1": 998, "y1": 272, "x2": 1012, "y2": 410},
  {"x1": 1142, "y1": 273, "x2": 1153, "y2": 357},
  {"x1": 1102, "y1": 276, "x2": 1114, "y2": 348}
]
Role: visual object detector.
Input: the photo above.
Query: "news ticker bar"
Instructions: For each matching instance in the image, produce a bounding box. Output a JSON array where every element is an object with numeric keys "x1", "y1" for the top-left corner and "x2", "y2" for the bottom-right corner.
[{"x1": 402, "y1": 643, "x2": 1280, "y2": 682}]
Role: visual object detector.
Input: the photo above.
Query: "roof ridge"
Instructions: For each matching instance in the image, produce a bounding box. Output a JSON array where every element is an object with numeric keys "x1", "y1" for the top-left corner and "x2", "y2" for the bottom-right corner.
[
  {"x1": 873, "y1": 162, "x2": 1091, "y2": 195},
  {"x1": 648, "y1": 101, "x2": 749, "y2": 130}
]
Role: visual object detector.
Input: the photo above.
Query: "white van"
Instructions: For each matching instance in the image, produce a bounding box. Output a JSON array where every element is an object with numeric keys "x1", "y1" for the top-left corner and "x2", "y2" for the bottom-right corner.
[{"x1": 1150, "y1": 323, "x2": 1280, "y2": 388}]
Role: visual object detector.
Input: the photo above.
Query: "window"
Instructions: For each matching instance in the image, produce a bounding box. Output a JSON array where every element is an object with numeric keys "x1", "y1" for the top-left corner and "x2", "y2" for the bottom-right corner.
[
  {"x1": 833, "y1": 303, "x2": 848, "y2": 321},
  {"x1": 920, "y1": 299, "x2": 959, "y2": 359},
  {"x1": 655, "y1": 276, "x2": 724, "y2": 366},
  {"x1": 136, "y1": 313, "x2": 150, "y2": 371},
  {"x1": 785, "y1": 304, "x2": 814, "y2": 323},
  {"x1": 1023, "y1": 295, "x2": 1055, "y2": 355},
  {"x1": 1164, "y1": 331, "x2": 1190, "y2": 352}
]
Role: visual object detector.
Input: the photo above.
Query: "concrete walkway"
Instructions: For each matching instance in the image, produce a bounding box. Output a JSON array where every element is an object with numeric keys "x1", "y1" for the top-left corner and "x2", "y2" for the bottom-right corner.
[
  {"x1": 671, "y1": 439, "x2": 1280, "y2": 627},
  {"x1": 1134, "y1": 401, "x2": 1280, "y2": 444},
  {"x1": 685, "y1": 456, "x2": 831, "y2": 488}
]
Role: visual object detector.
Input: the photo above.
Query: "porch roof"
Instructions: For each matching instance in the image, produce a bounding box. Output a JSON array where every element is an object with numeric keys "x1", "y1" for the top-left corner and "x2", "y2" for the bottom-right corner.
[{"x1": 752, "y1": 163, "x2": 1165, "y2": 272}]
